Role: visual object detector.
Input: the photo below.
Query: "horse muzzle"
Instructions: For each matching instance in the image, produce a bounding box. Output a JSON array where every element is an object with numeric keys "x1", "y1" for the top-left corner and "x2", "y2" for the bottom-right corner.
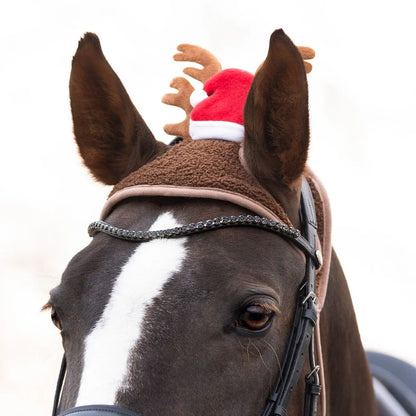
[{"x1": 60, "y1": 405, "x2": 142, "y2": 416}]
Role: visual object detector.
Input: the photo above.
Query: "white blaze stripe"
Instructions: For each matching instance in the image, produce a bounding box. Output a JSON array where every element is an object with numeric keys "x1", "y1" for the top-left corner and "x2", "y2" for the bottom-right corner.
[{"x1": 76, "y1": 212, "x2": 187, "y2": 406}]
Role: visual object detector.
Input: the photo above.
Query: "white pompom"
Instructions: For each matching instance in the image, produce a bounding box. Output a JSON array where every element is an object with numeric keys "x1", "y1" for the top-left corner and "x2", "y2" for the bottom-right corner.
[{"x1": 190, "y1": 89, "x2": 208, "y2": 108}]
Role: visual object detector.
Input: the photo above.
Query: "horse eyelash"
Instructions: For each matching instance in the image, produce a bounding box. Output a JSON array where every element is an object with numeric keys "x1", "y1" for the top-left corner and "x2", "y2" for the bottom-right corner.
[
  {"x1": 41, "y1": 301, "x2": 52, "y2": 312},
  {"x1": 252, "y1": 302, "x2": 281, "y2": 314}
]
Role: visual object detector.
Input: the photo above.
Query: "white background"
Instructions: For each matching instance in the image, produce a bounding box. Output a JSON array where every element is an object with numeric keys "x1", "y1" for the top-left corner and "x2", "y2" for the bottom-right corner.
[{"x1": 1, "y1": 0, "x2": 415, "y2": 413}]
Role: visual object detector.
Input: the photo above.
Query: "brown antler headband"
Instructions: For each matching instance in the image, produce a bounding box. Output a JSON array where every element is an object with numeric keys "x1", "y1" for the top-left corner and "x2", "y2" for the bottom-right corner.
[{"x1": 162, "y1": 43, "x2": 315, "y2": 140}]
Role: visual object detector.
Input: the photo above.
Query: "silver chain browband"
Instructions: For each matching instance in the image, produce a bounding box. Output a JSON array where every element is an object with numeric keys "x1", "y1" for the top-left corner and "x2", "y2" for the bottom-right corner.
[
  {"x1": 88, "y1": 214, "x2": 321, "y2": 268},
  {"x1": 88, "y1": 215, "x2": 300, "y2": 240}
]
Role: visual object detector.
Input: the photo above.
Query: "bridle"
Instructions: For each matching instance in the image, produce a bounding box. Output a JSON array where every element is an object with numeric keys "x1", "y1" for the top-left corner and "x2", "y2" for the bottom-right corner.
[{"x1": 52, "y1": 177, "x2": 322, "y2": 416}]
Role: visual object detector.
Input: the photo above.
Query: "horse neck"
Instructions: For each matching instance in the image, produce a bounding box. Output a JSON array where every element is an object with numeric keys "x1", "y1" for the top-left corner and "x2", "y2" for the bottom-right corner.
[{"x1": 319, "y1": 249, "x2": 377, "y2": 415}]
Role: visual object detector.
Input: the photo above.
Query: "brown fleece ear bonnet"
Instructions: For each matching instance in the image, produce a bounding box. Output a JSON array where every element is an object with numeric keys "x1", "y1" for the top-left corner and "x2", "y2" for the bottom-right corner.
[{"x1": 102, "y1": 140, "x2": 331, "y2": 308}]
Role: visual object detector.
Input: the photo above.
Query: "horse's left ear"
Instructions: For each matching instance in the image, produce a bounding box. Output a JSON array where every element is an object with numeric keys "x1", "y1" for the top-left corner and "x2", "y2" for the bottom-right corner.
[
  {"x1": 243, "y1": 29, "x2": 309, "y2": 192},
  {"x1": 70, "y1": 33, "x2": 168, "y2": 185}
]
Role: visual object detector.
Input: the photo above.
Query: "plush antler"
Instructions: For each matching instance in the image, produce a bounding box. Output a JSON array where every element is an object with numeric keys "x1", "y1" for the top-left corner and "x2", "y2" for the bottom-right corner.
[
  {"x1": 297, "y1": 46, "x2": 315, "y2": 73},
  {"x1": 162, "y1": 43, "x2": 315, "y2": 139},
  {"x1": 162, "y1": 76, "x2": 195, "y2": 139},
  {"x1": 175, "y1": 44, "x2": 223, "y2": 83},
  {"x1": 162, "y1": 44, "x2": 222, "y2": 139}
]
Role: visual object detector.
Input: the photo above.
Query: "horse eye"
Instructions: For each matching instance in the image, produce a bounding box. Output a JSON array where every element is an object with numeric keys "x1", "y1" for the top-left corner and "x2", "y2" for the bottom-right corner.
[
  {"x1": 237, "y1": 304, "x2": 275, "y2": 331},
  {"x1": 51, "y1": 308, "x2": 62, "y2": 330}
]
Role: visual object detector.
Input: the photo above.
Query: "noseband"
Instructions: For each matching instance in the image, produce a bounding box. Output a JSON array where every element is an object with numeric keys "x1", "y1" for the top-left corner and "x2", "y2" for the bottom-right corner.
[{"x1": 52, "y1": 178, "x2": 322, "y2": 416}]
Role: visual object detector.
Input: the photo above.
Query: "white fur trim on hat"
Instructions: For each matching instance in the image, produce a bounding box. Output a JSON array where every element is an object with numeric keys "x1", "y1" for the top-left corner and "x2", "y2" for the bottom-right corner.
[
  {"x1": 189, "y1": 120, "x2": 245, "y2": 143},
  {"x1": 190, "y1": 89, "x2": 209, "y2": 108}
]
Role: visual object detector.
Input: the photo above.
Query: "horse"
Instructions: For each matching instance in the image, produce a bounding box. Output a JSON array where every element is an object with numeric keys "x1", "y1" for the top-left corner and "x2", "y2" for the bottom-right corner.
[{"x1": 45, "y1": 30, "x2": 378, "y2": 415}]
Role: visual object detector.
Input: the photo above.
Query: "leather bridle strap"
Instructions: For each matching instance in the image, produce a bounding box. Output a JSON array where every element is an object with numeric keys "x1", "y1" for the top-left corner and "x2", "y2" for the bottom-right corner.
[
  {"x1": 52, "y1": 355, "x2": 66, "y2": 416},
  {"x1": 262, "y1": 178, "x2": 321, "y2": 416},
  {"x1": 52, "y1": 178, "x2": 321, "y2": 416},
  {"x1": 88, "y1": 216, "x2": 319, "y2": 267}
]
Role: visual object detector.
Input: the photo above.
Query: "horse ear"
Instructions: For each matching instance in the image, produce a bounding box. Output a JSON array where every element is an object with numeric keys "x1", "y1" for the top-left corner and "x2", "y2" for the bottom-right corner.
[
  {"x1": 243, "y1": 29, "x2": 309, "y2": 191},
  {"x1": 69, "y1": 33, "x2": 168, "y2": 185}
]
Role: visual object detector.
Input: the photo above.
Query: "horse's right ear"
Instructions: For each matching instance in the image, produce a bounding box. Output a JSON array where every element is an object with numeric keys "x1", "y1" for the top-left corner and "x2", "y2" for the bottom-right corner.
[
  {"x1": 70, "y1": 33, "x2": 168, "y2": 185},
  {"x1": 243, "y1": 29, "x2": 309, "y2": 192}
]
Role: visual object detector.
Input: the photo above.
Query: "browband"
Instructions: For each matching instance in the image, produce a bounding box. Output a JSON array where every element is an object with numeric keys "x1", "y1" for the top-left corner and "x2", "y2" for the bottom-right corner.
[{"x1": 88, "y1": 215, "x2": 321, "y2": 268}]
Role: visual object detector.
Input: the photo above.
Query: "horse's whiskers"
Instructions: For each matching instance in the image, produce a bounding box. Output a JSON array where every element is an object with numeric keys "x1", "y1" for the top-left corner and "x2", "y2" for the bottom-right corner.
[
  {"x1": 263, "y1": 340, "x2": 281, "y2": 369},
  {"x1": 252, "y1": 343, "x2": 272, "y2": 372}
]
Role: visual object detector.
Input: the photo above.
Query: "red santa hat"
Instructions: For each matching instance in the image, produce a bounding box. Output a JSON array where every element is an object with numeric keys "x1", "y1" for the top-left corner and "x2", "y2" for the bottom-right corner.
[{"x1": 189, "y1": 69, "x2": 254, "y2": 143}]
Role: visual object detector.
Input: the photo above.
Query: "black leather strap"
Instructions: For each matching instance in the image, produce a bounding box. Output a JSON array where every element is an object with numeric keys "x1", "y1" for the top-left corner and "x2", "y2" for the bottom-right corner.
[
  {"x1": 262, "y1": 178, "x2": 321, "y2": 416},
  {"x1": 52, "y1": 355, "x2": 66, "y2": 416},
  {"x1": 304, "y1": 338, "x2": 321, "y2": 415}
]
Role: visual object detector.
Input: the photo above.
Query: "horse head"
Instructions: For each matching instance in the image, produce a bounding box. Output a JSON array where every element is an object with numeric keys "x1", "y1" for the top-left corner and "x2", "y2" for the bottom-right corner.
[{"x1": 46, "y1": 30, "x2": 376, "y2": 416}]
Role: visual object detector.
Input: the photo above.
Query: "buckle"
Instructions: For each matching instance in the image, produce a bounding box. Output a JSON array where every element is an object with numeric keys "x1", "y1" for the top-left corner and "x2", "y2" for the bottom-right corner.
[
  {"x1": 305, "y1": 365, "x2": 321, "y2": 396},
  {"x1": 302, "y1": 291, "x2": 317, "y2": 305},
  {"x1": 315, "y1": 249, "x2": 323, "y2": 267},
  {"x1": 306, "y1": 365, "x2": 320, "y2": 381}
]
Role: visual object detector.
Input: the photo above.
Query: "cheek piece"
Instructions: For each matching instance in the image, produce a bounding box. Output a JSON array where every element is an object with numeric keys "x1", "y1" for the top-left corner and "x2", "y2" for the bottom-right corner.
[{"x1": 52, "y1": 178, "x2": 321, "y2": 416}]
